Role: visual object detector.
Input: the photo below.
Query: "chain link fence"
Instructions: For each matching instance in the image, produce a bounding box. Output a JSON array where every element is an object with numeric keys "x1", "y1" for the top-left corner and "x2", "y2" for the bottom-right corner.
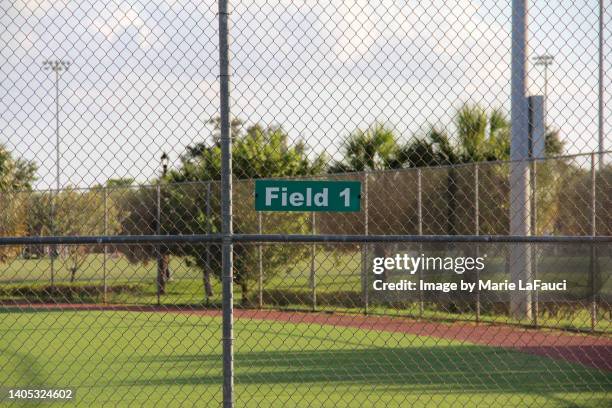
[{"x1": 1, "y1": 0, "x2": 611, "y2": 407}]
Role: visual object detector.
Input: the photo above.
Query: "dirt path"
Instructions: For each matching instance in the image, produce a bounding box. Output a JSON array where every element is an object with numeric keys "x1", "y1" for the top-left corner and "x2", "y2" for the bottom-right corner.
[{"x1": 3, "y1": 303, "x2": 611, "y2": 371}]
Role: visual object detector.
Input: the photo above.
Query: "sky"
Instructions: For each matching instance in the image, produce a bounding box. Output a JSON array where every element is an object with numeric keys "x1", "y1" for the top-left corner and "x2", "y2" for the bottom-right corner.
[{"x1": 0, "y1": 0, "x2": 610, "y2": 189}]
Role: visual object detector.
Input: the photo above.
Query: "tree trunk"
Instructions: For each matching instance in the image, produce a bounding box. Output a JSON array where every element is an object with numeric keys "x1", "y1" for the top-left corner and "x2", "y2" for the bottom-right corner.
[
  {"x1": 157, "y1": 255, "x2": 169, "y2": 295},
  {"x1": 162, "y1": 254, "x2": 170, "y2": 282},
  {"x1": 240, "y1": 280, "x2": 250, "y2": 307},
  {"x1": 70, "y1": 266, "x2": 77, "y2": 283},
  {"x1": 203, "y1": 269, "x2": 213, "y2": 299}
]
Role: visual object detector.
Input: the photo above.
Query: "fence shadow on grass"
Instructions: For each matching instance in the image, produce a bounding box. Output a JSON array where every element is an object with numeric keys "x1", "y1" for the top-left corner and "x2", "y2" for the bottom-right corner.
[{"x1": 124, "y1": 345, "x2": 612, "y2": 394}]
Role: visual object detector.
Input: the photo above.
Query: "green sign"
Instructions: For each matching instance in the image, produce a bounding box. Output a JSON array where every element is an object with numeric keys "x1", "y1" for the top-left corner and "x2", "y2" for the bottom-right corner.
[{"x1": 255, "y1": 180, "x2": 361, "y2": 212}]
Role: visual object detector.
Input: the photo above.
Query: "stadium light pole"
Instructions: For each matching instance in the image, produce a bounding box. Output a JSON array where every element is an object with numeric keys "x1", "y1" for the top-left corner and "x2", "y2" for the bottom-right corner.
[
  {"x1": 42, "y1": 59, "x2": 70, "y2": 285},
  {"x1": 533, "y1": 54, "x2": 554, "y2": 129},
  {"x1": 43, "y1": 60, "x2": 70, "y2": 194}
]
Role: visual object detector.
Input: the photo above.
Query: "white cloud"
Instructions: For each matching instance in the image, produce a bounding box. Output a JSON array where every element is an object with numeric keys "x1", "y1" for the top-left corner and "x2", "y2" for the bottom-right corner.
[
  {"x1": 92, "y1": 3, "x2": 156, "y2": 48},
  {"x1": 1, "y1": 0, "x2": 603, "y2": 188},
  {"x1": 231, "y1": 0, "x2": 493, "y2": 62}
]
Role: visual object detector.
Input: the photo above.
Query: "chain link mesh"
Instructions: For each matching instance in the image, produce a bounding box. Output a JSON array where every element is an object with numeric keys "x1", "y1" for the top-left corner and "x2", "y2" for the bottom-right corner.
[{"x1": 1, "y1": 0, "x2": 611, "y2": 406}]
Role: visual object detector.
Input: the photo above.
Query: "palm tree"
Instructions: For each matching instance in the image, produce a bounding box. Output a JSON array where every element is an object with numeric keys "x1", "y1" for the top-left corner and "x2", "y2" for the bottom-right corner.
[
  {"x1": 398, "y1": 105, "x2": 511, "y2": 234},
  {"x1": 456, "y1": 104, "x2": 489, "y2": 162},
  {"x1": 329, "y1": 124, "x2": 401, "y2": 173},
  {"x1": 331, "y1": 105, "x2": 563, "y2": 233}
]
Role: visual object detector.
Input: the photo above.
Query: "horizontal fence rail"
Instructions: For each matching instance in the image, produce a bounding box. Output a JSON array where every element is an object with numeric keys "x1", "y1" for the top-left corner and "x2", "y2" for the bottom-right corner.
[{"x1": 1, "y1": 234, "x2": 611, "y2": 246}]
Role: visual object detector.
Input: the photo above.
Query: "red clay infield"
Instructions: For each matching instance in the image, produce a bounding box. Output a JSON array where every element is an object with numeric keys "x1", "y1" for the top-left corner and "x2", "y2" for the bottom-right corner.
[{"x1": 4, "y1": 302, "x2": 611, "y2": 371}]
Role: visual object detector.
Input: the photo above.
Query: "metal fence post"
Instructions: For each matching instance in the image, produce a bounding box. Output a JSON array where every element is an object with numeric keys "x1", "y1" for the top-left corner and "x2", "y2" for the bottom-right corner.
[
  {"x1": 310, "y1": 212, "x2": 316, "y2": 312},
  {"x1": 599, "y1": 0, "x2": 605, "y2": 170},
  {"x1": 258, "y1": 211, "x2": 263, "y2": 309},
  {"x1": 204, "y1": 182, "x2": 212, "y2": 304},
  {"x1": 417, "y1": 168, "x2": 424, "y2": 318},
  {"x1": 218, "y1": 0, "x2": 234, "y2": 405},
  {"x1": 528, "y1": 95, "x2": 544, "y2": 328},
  {"x1": 103, "y1": 187, "x2": 108, "y2": 304},
  {"x1": 590, "y1": 153, "x2": 597, "y2": 331},
  {"x1": 474, "y1": 165, "x2": 480, "y2": 323},
  {"x1": 361, "y1": 172, "x2": 369, "y2": 314},
  {"x1": 50, "y1": 192, "x2": 55, "y2": 286},
  {"x1": 509, "y1": 0, "x2": 532, "y2": 320},
  {"x1": 531, "y1": 159, "x2": 539, "y2": 327},
  {"x1": 156, "y1": 184, "x2": 161, "y2": 306}
]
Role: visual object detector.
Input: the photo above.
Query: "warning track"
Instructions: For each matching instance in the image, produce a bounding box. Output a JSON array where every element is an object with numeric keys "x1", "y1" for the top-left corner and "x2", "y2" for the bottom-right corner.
[{"x1": 4, "y1": 303, "x2": 611, "y2": 371}]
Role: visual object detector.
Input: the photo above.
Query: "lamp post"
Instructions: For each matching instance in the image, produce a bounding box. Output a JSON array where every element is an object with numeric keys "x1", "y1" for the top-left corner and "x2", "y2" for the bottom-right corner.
[
  {"x1": 533, "y1": 55, "x2": 554, "y2": 129},
  {"x1": 42, "y1": 59, "x2": 70, "y2": 285},
  {"x1": 157, "y1": 152, "x2": 170, "y2": 298},
  {"x1": 161, "y1": 152, "x2": 169, "y2": 177}
]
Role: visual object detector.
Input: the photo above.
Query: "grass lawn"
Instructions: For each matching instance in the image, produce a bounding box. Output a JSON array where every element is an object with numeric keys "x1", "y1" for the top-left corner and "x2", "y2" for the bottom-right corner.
[
  {"x1": 1, "y1": 250, "x2": 610, "y2": 332},
  {"x1": 0, "y1": 310, "x2": 611, "y2": 407},
  {"x1": 2, "y1": 250, "x2": 609, "y2": 290}
]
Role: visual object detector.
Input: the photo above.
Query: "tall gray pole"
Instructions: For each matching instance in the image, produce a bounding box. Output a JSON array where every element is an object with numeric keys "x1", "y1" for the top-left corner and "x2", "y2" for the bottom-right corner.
[
  {"x1": 218, "y1": 0, "x2": 234, "y2": 406},
  {"x1": 43, "y1": 60, "x2": 70, "y2": 285},
  {"x1": 52, "y1": 68, "x2": 59, "y2": 285},
  {"x1": 509, "y1": 0, "x2": 532, "y2": 320},
  {"x1": 533, "y1": 55, "x2": 553, "y2": 129},
  {"x1": 599, "y1": 0, "x2": 605, "y2": 170},
  {"x1": 55, "y1": 68, "x2": 60, "y2": 194}
]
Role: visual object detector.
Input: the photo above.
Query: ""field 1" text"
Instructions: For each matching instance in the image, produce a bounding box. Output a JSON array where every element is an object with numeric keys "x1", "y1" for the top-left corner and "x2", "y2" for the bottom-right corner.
[{"x1": 254, "y1": 180, "x2": 361, "y2": 212}]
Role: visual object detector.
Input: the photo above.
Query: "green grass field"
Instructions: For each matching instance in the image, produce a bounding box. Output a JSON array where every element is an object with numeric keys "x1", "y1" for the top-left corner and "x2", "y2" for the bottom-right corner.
[
  {"x1": 2, "y1": 251, "x2": 609, "y2": 301},
  {"x1": 0, "y1": 310, "x2": 610, "y2": 407}
]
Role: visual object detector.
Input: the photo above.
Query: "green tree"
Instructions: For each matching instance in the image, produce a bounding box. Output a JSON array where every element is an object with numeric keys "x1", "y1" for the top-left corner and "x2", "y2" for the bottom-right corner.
[
  {"x1": 415, "y1": 106, "x2": 563, "y2": 235},
  {"x1": 419, "y1": 104, "x2": 562, "y2": 163},
  {"x1": 329, "y1": 124, "x2": 403, "y2": 173},
  {"x1": 56, "y1": 189, "x2": 105, "y2": 281},
  {"x1": 106, "y1": 178, "x2": 135, "y2": 188},
  {"x1": 401, "y1": 105, "x2": 511, "y2": 168},
  {"x1": 24, "y1": 188, "x2": 120, "y2": 281},
  {"x1": 0, "y1": 144, "x2": 37, "y2": 191},
  {"x1": 332, "y1": 104, "x2": 564, "y2": 235},
  {"x1": 172, "y1": 119, "x2": 325, "y2": 182},
  {"x1": 0, "y1": 145, "x2": 37, "y2": 261},
  {"x1": 147, "y1": 119, "x2": 325, "y2": 304}
]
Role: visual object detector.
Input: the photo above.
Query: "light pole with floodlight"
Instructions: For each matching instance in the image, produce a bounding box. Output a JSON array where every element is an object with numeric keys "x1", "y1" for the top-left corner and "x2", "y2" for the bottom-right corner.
[
  {"x1": 533, "y1": 55, "x2": 554, "y2": 129},
  {"x1": 42, "y1": 59, "x2": 70, "y2": 285}
]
